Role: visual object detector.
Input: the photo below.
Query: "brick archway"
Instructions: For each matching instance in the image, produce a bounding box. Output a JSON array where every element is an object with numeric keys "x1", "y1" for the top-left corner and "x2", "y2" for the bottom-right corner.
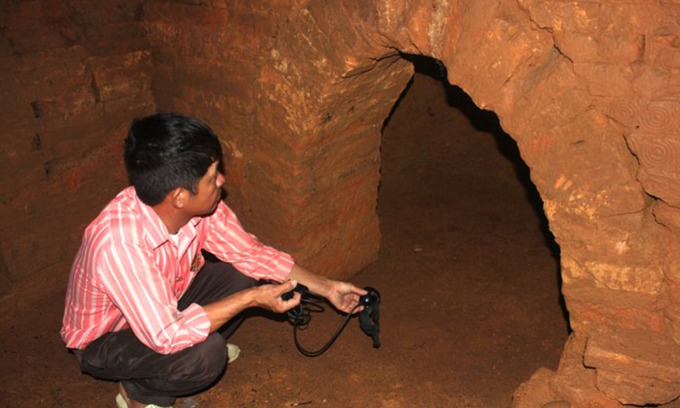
[
  {"x1": 154, "y1": 2, "x2": 677, "y2": 404},
  {"x1": 1, "y1": 0, "x2": 678, "y2": 405}
]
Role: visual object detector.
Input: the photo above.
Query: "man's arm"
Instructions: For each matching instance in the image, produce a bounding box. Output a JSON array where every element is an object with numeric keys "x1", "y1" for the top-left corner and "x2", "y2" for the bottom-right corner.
[
  {"x1": 202, "y1": 279, "x2": 302, "y2": 332},
  {"x1": 203, "y1": 202, "x2": 366, "y2": 318},
  {"x1": 98, "y1": 243, "x2": 212, "y2": 354},
  {"x1": 202, "y1": 202, "x2": 294, "y2": 281},
  {"x1": 201, "y1": 264, "x2": 367, "y2": 331}
]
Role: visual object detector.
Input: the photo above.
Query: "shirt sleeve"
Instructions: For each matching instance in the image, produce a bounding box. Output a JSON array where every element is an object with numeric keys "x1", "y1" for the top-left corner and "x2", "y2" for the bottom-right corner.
[
  {"x1": 95, "y1": 235, "x2": 211, "y2": 355},
  {"x1": 202, "y1": 202, "x2": 294, "y2": 281}
]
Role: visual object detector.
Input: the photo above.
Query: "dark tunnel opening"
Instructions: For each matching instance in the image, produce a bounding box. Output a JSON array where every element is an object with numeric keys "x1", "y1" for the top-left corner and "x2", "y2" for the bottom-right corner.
[{"x1": 368, "y1": 54, "x2": 570, "y2": 406}]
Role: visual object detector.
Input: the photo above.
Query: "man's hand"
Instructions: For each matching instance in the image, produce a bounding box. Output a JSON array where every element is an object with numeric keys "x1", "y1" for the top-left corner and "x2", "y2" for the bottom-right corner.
[
  {"x1": 324, "y1": 280, "x2": 368, "y2": 314},
  {"x1": 252, "y1": 280, "x2": 302, "y2": 313},
  {"x1": 203, "y1": 280, "x2": 301, "y2": 332},
  {"x1": 288, "y1": 264, "x2": 367, "y2": 314}
]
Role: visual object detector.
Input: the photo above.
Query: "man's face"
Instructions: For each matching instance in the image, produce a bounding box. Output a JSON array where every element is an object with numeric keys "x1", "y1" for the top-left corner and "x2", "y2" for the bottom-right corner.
[{"x1": 184, "y1": 161, "x2": 225, "y2": 216}]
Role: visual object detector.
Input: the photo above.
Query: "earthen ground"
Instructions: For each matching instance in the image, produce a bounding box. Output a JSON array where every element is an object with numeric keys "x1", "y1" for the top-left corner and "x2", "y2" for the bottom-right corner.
[{"x1": 1, "y1": 67, "x2": 571, "y2": 407}]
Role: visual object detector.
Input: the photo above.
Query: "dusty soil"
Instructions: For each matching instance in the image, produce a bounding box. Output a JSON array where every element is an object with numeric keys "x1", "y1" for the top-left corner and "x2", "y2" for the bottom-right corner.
[{"x1": 0, "y1": 62, "x2": 570, "y2": 407}]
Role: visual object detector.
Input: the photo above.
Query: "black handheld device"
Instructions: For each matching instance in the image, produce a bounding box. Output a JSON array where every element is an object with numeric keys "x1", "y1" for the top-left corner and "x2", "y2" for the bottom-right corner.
[
  {"x1": 358, "y1": 287, "x2": 381, "y2": 348},
  {"x1": 256, "y1": 279, "x2": 381, "y2": 356}
]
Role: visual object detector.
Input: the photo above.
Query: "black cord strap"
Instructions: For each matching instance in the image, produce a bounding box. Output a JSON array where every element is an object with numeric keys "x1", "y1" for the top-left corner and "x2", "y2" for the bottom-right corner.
[
  {"x1": 291, "y1": 303, "x2": 358, "y2": 357},
  {"x1": 286, "y1": 287, "x2": 381, "y2": 357}
]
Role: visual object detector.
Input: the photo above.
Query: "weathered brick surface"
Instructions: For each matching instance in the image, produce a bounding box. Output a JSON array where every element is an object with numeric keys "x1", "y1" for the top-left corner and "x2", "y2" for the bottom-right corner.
[
  {"x1": 584, "y1": 329, "x2": 680, "y2": 405},
  {"x1": 585, "y1": 329, "x2": 680, "y2": 384},
  {"x1": 0, "y1": 0, "x2": 153, "y2": 286},
  {"x1": 389, "y1": 0, "x2": 680, "y2": 404},
  {"x1": 553, "y1": 334, "x2": 625, "y2": 408},
  {"x1": 595, "y1": 370, "x2": 680, "y2": 407},
  {"x1": 509, "y1": 367, "x2": 558, "y2": 408},
  {"x1": 4, "y1": 0, "x2": 680, "y2": 404}
]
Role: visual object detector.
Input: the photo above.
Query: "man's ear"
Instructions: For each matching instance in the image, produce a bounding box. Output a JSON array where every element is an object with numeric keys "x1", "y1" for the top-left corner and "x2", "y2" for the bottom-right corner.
[{"x1": 168, "y1": 187, "x2": 186, "y2": 209}]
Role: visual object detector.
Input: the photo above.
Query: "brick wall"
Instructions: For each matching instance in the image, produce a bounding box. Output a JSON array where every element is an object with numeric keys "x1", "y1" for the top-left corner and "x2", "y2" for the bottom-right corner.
[
  {"x1": 0, "y1": 0, "x2": 155, "y2": 292},
  {"x1": 0, "y1": 0, "x2": 409, "y2": 290},
  {"x1": 0, "y1": 0, "x2": 408, "y2": 291},
  {"x1": 2, "y1": 0, "x2": 680, "y2": 404}
]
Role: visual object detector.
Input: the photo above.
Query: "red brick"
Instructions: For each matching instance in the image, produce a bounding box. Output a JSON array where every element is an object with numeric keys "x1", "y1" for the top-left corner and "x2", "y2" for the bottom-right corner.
[
  {"x1": 102, "y1": 90, "x2": 155, "y2": 117},
  {"x1": 65, "y1": 0, "x2": 145, "y2": 26},
  {"x1": 80, "y1": 22, "x2": 148, "y2": 56}
]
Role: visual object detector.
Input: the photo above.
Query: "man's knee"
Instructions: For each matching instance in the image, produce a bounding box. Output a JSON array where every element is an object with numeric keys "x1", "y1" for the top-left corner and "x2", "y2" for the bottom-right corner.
[
  {"x1": 181, "y1": 333, "x2": 227, "y2": 384},
  {"x1": 180, "y1": 261, "x2": 256, "y2": 309},
  {"x1": 204, "y1": 261, "x2": 256, "y2": 294}
]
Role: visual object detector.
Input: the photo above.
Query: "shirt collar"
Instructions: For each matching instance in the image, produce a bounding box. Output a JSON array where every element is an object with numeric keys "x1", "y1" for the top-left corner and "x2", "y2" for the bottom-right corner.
[
  {"x1": 127, "y1": 187, "x2": 204, "y2": 249},
  {"x1": 128, "y1": 187, "x2": 171, "y2": 249}
]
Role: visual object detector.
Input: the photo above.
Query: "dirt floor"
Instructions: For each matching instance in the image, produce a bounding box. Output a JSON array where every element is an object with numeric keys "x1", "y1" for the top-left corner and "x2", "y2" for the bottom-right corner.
[{"x1": 0, "y1": 62, "x2": 571, "y2": 407}]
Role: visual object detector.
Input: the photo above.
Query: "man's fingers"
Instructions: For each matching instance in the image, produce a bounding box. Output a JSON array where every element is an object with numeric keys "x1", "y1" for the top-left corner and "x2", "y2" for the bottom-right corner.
[
  {"x1": 261, "y1": 279, "x2": 296, "y2": 297},
  {"x1": 285, "y1": 291, "x2": 302, "y2": 304},
  {"x1": 278, "y1": 279, "x2": 296, "y2": 292},
  {"x1": 274, "y1": 280, "x2": 297, "y2": 300},
  {"x1": 276, "y1": 281, "x2": 301, "y2": 310}
]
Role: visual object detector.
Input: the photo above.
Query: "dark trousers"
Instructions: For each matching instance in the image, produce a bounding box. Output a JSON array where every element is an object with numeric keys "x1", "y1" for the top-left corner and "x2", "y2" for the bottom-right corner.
[{"x1": 75, "y1": 262, "x2": 255, "y2": 406}]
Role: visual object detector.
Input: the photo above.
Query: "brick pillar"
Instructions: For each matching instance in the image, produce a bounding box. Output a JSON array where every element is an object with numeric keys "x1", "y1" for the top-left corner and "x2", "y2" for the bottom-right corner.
[{"x1": 146, "y1": 1, "x2": 413, "y2": 277}]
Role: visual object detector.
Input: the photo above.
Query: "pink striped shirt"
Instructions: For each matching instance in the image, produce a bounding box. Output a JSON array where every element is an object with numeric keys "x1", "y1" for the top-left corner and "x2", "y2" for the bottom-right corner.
[{"x1": 61, "y1": 186, "x2": 294, "y2": 354}]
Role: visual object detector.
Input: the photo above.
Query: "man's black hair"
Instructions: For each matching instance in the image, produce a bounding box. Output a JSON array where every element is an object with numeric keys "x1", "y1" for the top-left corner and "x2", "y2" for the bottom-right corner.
[{"x1": 124, "y1": 112, "x2": 223, "y2": 206}]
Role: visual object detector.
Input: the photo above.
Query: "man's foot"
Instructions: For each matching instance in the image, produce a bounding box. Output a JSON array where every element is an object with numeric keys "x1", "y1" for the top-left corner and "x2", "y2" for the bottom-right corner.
[
  {"x1": 227, "y1": 342, "x2": 240, "y2": 364},
  {"x1": 116, "y1": 383, "x2": 172, "y2": 408}
]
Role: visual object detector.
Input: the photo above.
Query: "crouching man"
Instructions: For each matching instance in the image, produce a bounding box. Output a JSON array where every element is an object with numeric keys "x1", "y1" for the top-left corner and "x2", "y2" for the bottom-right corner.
[{"x1": 61, "y1": 112, "x2": 366, "y2": 408}]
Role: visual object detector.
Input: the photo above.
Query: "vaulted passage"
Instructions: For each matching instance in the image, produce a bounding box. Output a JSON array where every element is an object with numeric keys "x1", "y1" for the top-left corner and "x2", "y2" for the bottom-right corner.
[
  {"x1": 372, "y1": 57, "x2": 568, "y2": 406},
  {"x1": 2, "y1": 1, "x2": 680, "y2": 406}
]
